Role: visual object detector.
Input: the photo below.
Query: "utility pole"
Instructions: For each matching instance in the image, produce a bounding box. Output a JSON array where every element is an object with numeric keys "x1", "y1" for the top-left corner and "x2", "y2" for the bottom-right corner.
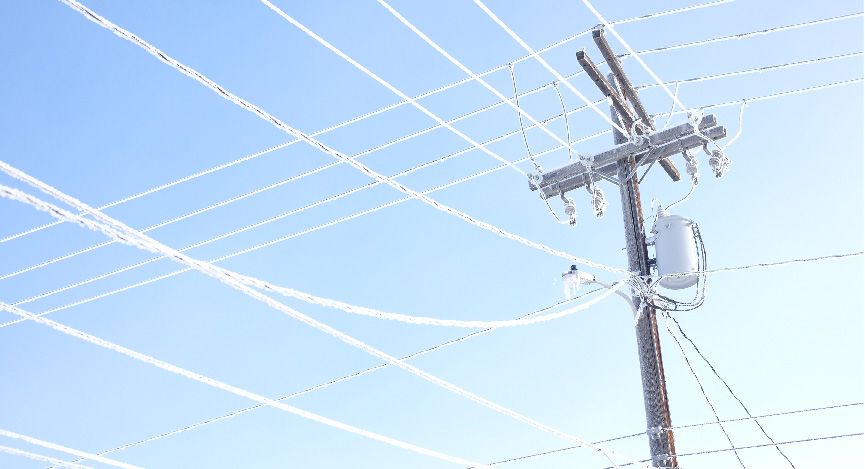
[{"x1": 527, "y1": 27, "x2": 727, "y2": 468}]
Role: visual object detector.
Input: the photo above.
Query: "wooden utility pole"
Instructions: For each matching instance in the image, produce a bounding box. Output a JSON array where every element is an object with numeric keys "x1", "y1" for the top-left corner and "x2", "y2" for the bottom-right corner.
[{"x1": 527, "y1": 28, "x2": 727, "y2": 467}]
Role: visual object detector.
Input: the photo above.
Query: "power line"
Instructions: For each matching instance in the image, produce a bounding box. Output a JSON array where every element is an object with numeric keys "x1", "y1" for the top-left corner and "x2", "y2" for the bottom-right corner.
[
  {"x1": 54, "y1": 293, "x2": 603, "y2": 467},
  {"x1": 3, "y1": 48, "x2": 859, "y2": 283},
  {"x1": 0, "y1": 428, "x2": 141, "y2": 469},
  {"x1": 54, "y1": 0, "x2": 626, "y2": 278},
  {"x1": 0, "y1": 124, "x2": 612, "y2": 320},
  {"x1": 0, "y1": 175, "x2": 648, "y2": 468},
  {"x1": 0, "y1": 1, "x2": 734, "y2": 246},
  {"x1": 2, "y1": 76, "x2": 859, "y2": 330},
  {"x1": 0, "y1": 302, "x2": 497, "y2": 469},
  {"x1": 660, "y1": 314, "x2": 746, "y2": 468},
  {"x1": 4, "y1": 76, "x2": 859, "y2": 330},
  {"x1": 634, "y1": 11, "x2": 864, "y2": 59},
  {"x1": 0, "y1": 445, "x2": 92, "y2": 469},
  {"x1": 375, "y1": 0, "x2": 600, "y2": 158},
  {"x1": 666, "y1": 315, "x2": 796, "y2": 467},
  {"x1": 261, "y1": 0, "x2": 526, "y2": 177},
  {"x1": 472, "y1": 404, "x2": 864, "y2": 466},
  {"x1": 473, "y1": 0, "x2": 627, "y2": 136}
]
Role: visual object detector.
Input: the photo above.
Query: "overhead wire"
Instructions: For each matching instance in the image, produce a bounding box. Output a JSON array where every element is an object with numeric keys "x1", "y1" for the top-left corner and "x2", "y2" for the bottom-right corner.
[
  {"x1": 659, "y1": 313, "x2": 746, "y2": 468},
  {"x1": 53, "y1": 0, "x2": 627, "y2": 278},
  {"x1": 0, "y1": 445, "x2": 92, "y2": 469},
  {"x1": 0, "y1": 302, "x2": 497, "y2": 469},
  {"x1": 472, "y1": 0, "x2": 628, "y2": 135},
  {"x1": 0, "y1": 0, "x2": 735, "y2": 246},
  {"x1": 666, "y1": 315, "x2": 796, "y2": 467},
  {"x1": 2, "y1": 75, "x2": 857, "y2": 329},
  {"x1": 2, "y1": 8, "x2": 855, "y2": 247},
  {"x1": 0, "y1": 428, "x2": 141, "y2": 469},
  {"x1": 375, "y1": 0, "x2": 595, "y2": 162},
  {"x1": 54, "y1": 293, "x2": 602, "y2": 467},
  {"x1": 0, "y1": 171, "x2": 647, "y2": 468},
  {"x1": 0, "y1": 122, "x2": 615, "y2": 322},
  {"x1": 469, "y1": 404, "x2": 864, "y2": 466}
]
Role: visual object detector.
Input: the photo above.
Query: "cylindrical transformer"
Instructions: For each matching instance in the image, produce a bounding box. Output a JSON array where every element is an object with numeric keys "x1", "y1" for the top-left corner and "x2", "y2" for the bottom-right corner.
[{"x1": 652, "y1": 214, "x2": 699, "y2": 290}]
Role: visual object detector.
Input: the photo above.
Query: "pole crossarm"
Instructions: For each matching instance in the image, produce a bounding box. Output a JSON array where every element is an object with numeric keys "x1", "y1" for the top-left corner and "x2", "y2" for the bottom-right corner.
[
  {"x1": 529, "y1": 115, "x2": 725, "y2": 197},
  {"x1": 576, "y1": 49, "x2": 638, "y2": 132},
  {"x1": 583, "y1": 29, "x2": 681, "y2": 181}
]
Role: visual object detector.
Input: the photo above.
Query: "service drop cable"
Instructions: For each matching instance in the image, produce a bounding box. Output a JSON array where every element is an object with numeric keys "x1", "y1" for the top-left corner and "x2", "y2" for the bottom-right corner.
[
  {"x1": 0, "y1": 303, "x2": 496, "y2": 469},
  {"x1": 53, "y1": 0, "x2": 625, "y2": 277},
  {"x1": 1, "y1": 0, "x2": 736, "y2": 245},
  {"x1": 0, "y1": 179, "x2": 646, "y2": 468},
  {"x1": 54, "y1": 294, "x2": 600, "y2": 466},
  {"x1": 0, "y1": 429, "x2": 141, "y2": 469},
  {"x1": 0, "y1": 446, "x2": 91, "y2": 469}
]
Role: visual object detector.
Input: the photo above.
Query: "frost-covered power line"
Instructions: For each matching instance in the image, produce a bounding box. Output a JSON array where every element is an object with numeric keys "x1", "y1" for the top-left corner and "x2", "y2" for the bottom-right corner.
[
  {"x1": 0, "y1": 445, "x2": 92, "y2": 469},
  {"x1": 0, "y1": 302, "x2": 497, "y2": 469},
  {"x1": 473, "y1": 0, "x2": 628, "y2": 135},
  {"x1": 53, "y1": 294, "x2": 601, "y2": 466},
  {"x1": 3, "y1": 74, "x2": 858, "y2": 330},
  {"x1": 53, "y1": 0, "x2": 625, "y2": 277},
  {"x1": 0, "y1": 172, "x2": 647, "y2": 468},
  {"x1": 0, "y1": 429, "x2": 142, "y2": 469},
  {"x1": 0, "y1": 0, "x2": 736, "y2": 246}
]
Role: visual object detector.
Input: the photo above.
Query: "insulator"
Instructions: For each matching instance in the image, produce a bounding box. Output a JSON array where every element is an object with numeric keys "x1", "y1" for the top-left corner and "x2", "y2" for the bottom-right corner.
[
  {"x1": 563, "y1": 196, "x2": 577, "y2": 226},
  {"x1": 708, "y1": 149, "x2": 730, "y2": 178},
  {"x1": 592, "y1": 186, "x2": 608, "y2": 217}
]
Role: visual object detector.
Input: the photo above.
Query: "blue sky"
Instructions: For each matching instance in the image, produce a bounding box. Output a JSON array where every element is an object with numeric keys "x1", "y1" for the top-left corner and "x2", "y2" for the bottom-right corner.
[{"x1": 0, "y1": 0, "x2": 862, "y2": 467}]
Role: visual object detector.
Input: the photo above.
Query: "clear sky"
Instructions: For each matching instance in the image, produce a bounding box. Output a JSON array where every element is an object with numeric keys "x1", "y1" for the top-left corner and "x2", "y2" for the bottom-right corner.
[{"x1": 0, "y1": 0, "x2": 862, "y2": 468}]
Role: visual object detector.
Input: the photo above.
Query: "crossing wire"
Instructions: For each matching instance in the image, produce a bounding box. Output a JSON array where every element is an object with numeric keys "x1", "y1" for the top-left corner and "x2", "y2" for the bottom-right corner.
[
  {"x1": 53, "y1": 0, "x2": 626, "y2": 278},
  {"x1": 2, "y1": 76, "x2": 857, "y2": 330},
  {"x1": 0, "y1": 445, "x2": 91, "y2": 469},
  {"x1": 3, "y1": 25, "x2": 856, "y2": 266},
  {"x1": 3, "y1": 48, "x2": 858, "y2": 285},
  {"x1": 51, "y1": 293, "x2": 602, "y2": 467},
  {"x1": 0, "y1": 175, "x2": 648, "y2": 468},
  {"x1": 0, "y1": 428, "x2": 141, "y2": 469},
  {"x1": 0, "y1": 0, "x2": 738, "y2": 246},
  {"x1": 0, "y1": 302, "x2": 497, "y2": 469},
  {"x1": 475, "y1": 404, "x2": 864, "y2": 466},
  {"x1": 666, "y1": 315, "x2": 795, "y2": 467},
  {"x1": 0, "y1": 125, "x2": 613, "y2": 324}
]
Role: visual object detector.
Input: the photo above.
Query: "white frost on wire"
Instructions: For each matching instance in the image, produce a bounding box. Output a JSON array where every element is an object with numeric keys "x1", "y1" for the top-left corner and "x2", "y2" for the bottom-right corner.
[
  {"x1": 0, "y1": 429, "x2": 141, "y2": 469},
  {"x1": 0, "y1": 129, "x2": 614, "y2": 330},
  {"x1": 580, "y1": 0, "x2": 689, "y2": 115},
  {"x1": 375, "y1": 0, "x2": 588, "y2": 161},
  {"x1": 1, "y1": 0, "x2": 735, "y2": 246},
  {"x1": 3, "y1": 74, "x2": 856, "y2": 327},
  {"x1": 0, "y1": 181, "x2": 626, "y2": 328},
  {"x1": 472, "y1": 0, "x2": 629, "y2": 136},
  {"x1": 53, "y1": 0, "x2": 625, "y2": 277},
  {"x1": 0, "y1": 169, "x2": 647, "y2": 468},
  {"x1": 53, "y1": 293, "x2": 600, "y2": 465},
  {"x1": 260, "y1": 0, "x2": 524, "y2": 177},
  {"x1": 0, "y1": 303, "x2": 496, "y2": 469},
  {"x1": 0, "y1": 445, "x2": 92, "y2": 469}
]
